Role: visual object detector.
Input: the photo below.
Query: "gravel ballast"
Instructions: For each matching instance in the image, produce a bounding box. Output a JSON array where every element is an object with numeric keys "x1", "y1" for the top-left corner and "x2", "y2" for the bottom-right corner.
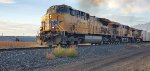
[{"x1": 0, "y1": 44, "x2": 145, "y2": 71}]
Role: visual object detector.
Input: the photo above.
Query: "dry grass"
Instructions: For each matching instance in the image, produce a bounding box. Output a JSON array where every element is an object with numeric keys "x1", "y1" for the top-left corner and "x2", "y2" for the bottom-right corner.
[
  {"x1": 0, "y1": 41, "x2": 40, "y2": 48},
  {"x1": 144, "y1": 43, "x2": 150, "y2": 46},
  {"x1": 66, "y1": 47, "x2": 77, "y2": 57},
  {"x1": 126, "y1": 44, "x2": 141, "y2": 48},
  {"x1": 52, "y1": 45, "x2": 78, "y2": 58},
  {"x1": 46, "y1": 52, "x2": 55, "y2": 60}
]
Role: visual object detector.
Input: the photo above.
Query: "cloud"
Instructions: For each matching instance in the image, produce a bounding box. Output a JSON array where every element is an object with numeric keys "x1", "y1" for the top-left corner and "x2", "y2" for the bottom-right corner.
[
  {"x1": 0, "y1": 0, "x2": 15, "y2": 4},
  {"x1": 0, "y1": 21, "x2": 40, "y2": 36},
  {"x1": 77, "y1": 0, "x2": 105, "y2": 14},
  {"x1": 101, "y1": 15, "x2": 149, "y2": 26},
  {"x1": 76, "y1": 0, "x2": 150, "y2": 26},
  {"x1": 77, "y1": 0, "x2": 150, "y2": 14},
  {"x1": 106, "y1": 0, "x2": 150, "y2": 14}
]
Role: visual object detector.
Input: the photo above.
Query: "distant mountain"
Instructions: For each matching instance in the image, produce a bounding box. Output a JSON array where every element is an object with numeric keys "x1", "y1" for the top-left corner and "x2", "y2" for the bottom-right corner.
[
  {"x1": 133, "y1": 22, "x2": 150, "y2": 32},
  {"x1": 0, "y1": 36, "x2": 36, "y2": 42}
]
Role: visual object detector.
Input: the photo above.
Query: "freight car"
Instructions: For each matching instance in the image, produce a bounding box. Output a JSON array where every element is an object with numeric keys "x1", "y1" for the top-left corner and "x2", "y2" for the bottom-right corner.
[
  {"x1": 37, "y1": 4, "x2": 143, "y2": 46},
  {"x1": 142, "y1": 31, "x2": 150, "y2": 42}
]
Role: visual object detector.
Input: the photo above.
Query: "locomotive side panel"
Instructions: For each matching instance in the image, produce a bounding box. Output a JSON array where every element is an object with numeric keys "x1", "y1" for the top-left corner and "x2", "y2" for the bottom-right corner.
[
  {"x1": 64, "y1": 10, "x2": 90, "y2": 34},
  {"x1": 117, "y1": 25, "x2": 123, "y2": 37}
]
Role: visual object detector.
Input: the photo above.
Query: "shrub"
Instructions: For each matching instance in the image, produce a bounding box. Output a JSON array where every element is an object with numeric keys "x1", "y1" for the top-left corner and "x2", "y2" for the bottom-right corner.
[
  {"x1": 52, "y1": 45, "x2": 66, "y2": 57},
  {"x1": 46, "y1": 52, "x2": 55, "y2": 60},
  {"x1": 133, "y1": 45, "x2": 141, "y2": 48},
  {"x1": 66, "y1": 47, "x2": 77, "y2": 57},
  {"x1": 52, "y1": 45, "x2": 78, "y2": 58}
]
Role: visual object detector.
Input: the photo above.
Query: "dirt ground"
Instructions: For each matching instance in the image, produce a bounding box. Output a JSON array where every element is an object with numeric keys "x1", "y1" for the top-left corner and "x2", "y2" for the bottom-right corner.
[
  {"x1": 0, "y1": 41, "x2": 42, "y2": 49},
  {"x1": 39, "y1": 45, "x2": 150, "y2": 71}
]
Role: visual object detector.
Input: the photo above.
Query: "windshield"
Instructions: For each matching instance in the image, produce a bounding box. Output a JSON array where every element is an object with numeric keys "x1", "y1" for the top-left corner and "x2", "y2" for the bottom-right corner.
[
  {"x1": 46, "y1": 6, "x2": 69, "y2": 14},
  {"x1": 46, "y1": 6, "x2": 56, "y2": 14},
  {"x1": 56, "y1": 6, "x2": 69, "y2": 14},
  {"x1": 47, "y1": 6, "x2": 68, "y2": 14}
]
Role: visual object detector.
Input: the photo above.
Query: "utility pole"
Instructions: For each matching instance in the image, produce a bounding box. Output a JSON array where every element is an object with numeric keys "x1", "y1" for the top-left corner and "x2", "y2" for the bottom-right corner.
[{"x1": 2, "y1": 33, "x2": 3, "y2": 36}]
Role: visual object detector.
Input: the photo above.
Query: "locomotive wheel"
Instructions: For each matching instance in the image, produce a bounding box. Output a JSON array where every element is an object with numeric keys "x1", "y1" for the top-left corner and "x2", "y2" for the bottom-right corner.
[
  {"x1": 54, "y1": 35, "x2": 61, "y2": 44},
  {"x1": 60, "y1": 44, "x2": 69, "y2": 48},
  {"x1": 91, "y1": 43, "x2": 94, "y2": 45},
  {"x1": 74, "y1": 41, "x2": 79, "y2": 45},
  {"x1": 48, "y1": 45, "x2": 52, "y2": 47},
  {"x1": 101, "y1": 42, "x2": 104, "y2": 45}
]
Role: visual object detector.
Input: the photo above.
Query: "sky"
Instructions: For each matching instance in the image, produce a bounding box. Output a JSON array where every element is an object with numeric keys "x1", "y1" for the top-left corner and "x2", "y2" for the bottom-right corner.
[{"x1": 0, "y1": 0, "x2": 150, "y2": 36}]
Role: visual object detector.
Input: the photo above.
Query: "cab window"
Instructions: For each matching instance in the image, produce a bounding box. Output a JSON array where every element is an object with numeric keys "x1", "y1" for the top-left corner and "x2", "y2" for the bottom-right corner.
[
  {"x1": 56, "y1": 6, "x2": 69, "y2": 14},
  {"x1": 70, "y1": 8, "x2": 76, "y2": 16}
]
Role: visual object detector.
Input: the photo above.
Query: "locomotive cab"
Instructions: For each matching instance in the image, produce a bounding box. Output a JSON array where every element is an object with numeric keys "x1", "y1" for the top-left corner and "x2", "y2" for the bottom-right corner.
[
  {"x1": 41, "y1": 5, "x2": 70, "y2": 32},
  {"x1": 38, "y1": 5, "x2": 71, "y2": 46},
  {"x1": 38, "y1": 5, "x2": 84, "y2": 46}
]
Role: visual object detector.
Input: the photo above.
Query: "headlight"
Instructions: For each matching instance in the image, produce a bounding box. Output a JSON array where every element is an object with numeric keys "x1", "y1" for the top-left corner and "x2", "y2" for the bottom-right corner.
[
  {"x1": 52, "y1": 27, "x2": 54, "y2": 29},
  {"x1": 50, "y1": 15, "x2": 51, "y2": 18}
]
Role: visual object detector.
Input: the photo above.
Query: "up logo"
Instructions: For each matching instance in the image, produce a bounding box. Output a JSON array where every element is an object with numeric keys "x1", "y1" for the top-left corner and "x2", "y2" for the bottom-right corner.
[{"x1": 50, "y1": 20, "x2": 62, "y2": 25}]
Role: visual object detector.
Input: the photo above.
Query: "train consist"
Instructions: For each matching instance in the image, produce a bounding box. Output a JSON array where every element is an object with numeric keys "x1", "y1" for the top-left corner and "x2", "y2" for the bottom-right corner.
[{"x1": 37, "y1": 4, "x2": 150, "y2": 46}]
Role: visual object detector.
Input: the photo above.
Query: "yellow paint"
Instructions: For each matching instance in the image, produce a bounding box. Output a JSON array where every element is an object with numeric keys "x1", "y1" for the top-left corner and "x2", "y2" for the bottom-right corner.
[{"x1": 41, "y1": 13, "x2": 65, "y2": 32}]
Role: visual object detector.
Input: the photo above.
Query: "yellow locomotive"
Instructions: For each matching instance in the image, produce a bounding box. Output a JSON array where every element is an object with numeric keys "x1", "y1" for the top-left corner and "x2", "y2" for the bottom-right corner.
[{"x1": 37, "y1": 4, "x2": 142, "y2": 46}]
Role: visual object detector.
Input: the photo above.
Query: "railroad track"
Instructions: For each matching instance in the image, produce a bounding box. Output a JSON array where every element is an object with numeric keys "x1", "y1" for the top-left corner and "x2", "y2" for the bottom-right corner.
[{"x1": 0, "y1": 43, "x2": 145, "y2": 52}]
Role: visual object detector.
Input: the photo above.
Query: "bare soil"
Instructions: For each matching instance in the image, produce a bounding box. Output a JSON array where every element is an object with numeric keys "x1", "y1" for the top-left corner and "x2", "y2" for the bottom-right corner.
[{"x1": 0, "y1": 41, "x2": 41, "y2": 49}]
